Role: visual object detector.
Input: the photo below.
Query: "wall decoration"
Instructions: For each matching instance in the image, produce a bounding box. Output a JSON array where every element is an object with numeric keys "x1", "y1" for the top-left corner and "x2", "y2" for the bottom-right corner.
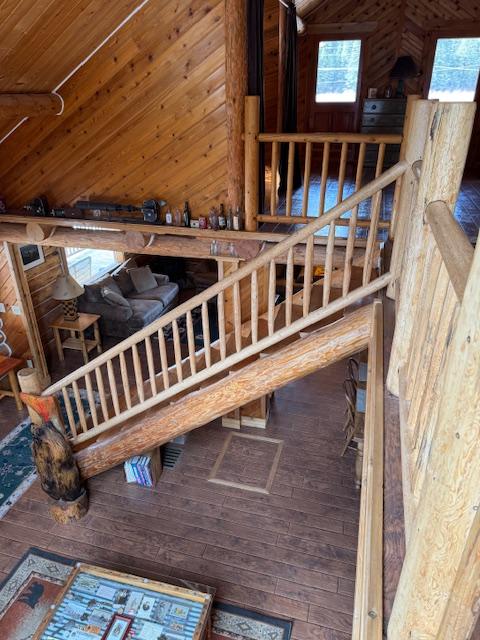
[
  {"x1": 0, "y1": 318, "x2": 12, "y2": 357},
  {"x1": 18, "y1": 244, "x2": 45, "y2": 271}
]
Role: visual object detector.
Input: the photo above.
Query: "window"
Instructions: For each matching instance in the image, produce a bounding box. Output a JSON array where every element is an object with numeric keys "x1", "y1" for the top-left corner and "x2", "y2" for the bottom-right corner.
[
  {"x1": 428, "y1": 37, "x2": 480, "y2": 102},
  {"x1": 315, "y1": 39, "x2": 361, "y2": 103},
  {"x1": 66, "y1": 248, "x2": 121, "y2": 285}
]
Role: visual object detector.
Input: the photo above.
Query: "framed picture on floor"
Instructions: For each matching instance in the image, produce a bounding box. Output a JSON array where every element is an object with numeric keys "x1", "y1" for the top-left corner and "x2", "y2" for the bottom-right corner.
[{"x1": 18, "y1": 244, "x2": 45, "y2": 271}]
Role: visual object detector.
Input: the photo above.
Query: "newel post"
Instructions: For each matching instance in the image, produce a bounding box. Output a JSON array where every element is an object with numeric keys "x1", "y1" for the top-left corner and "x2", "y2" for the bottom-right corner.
[
  {"x1": 19, "y1": 368, "x2": 88, "y2": 524},
  {"x1": 387, "y1": 102, "x2": 476, "y2": 396},
  {"x1": 244, "y1": 95, "x2": 260, "y2": 231}
]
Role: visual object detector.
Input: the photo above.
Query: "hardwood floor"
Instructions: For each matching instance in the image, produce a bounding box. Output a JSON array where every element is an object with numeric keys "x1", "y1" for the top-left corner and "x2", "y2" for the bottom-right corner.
[{"x1": 0, "y1": 358, "x2": 359, "y2": 639}]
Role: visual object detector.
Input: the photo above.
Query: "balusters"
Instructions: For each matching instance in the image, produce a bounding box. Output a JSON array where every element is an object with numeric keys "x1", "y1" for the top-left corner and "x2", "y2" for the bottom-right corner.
[
  {"x1": 145, "y1": 335, "x2": 157, "y2": 397},
  {"x1": 84, "y1": 372, "x2": 98, "y2": 428},
  {"x1": 286, "y1": 141, "x2": 295, "y2": 217},
  {"x1": 233, "y1": 280, "x2": 242, "y2": 352},
  {"x1": 131, "y1": 344, "x2": 145, "y2": 403},
  {"x1": 323, "y1": 222, "x2": 336, "y2": 306},
  {"x1": 363, "y1": 143, "x2": 386, "y2": 285},
  {"x1": 302, "y1": 142, "x2": 312, "y2": 217},
  {"x1": 217, "y1": 263, "x2": 227, "y2": 360},
  {"x1": 72, "y1": 380, "x2": 88, "y2": 432},
  {"x1": 285, "y1": 247, "x2": 294, "y2": 326},
  {"x1": 157, "y1": 328, "x2": 170, "y2": 390},
  {"x1": 171, "y1": 320, "x2": 184, "y2": 382},
  {"x1": 186, "y1": 310, "x2": 197, "y2": 375},
  {"x1": 62, "y1": 386, "x2": 77, "y2": 437},
  {"x1": 201, "y1": 301, "x2": 211, "y2": 367},
  {"x1": 95, "y1": 366, "x2": 109, "y2": 423},
  {"x1": 106, "y1": 359, "x2": 121, "y2": 416},
  {"x1": 303, "y1": 235, "x2": 314, "y2": 317},
  {"x1": 270, "y1": 141, "x2": 279, "y2": 216},
  {"x1": 318, "y1": 141, "x2": 330, "y2": 215},
  {"x1": 337, "y1": 142, "x2": 348, "y2": 204},
  {"x1": 251, "y1": 270, "x2": 258, "y2": 344},
  {"x1": 268, "y1": 259, "x2": 276, "y2": 336},
  {"x1": 343, "y1": 142, "x2": 366, "y2": 296},
  {"x1": 119, "y1": 351, "x2": 132, "y2": 409}
]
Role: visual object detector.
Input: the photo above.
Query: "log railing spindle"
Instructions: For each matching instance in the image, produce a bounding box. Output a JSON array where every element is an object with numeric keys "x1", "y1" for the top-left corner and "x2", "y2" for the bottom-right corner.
[
  {"x1": 72, "y1": 380, "x2": 88, "y2": 432},
  {"x1": 302, "y1": 142, "x2": 312, "y2": 217},
  {"x1": 363, "y1": 144, "x2": 386, "y2": 285},
  {"x1": 343, "y1": 142, "x2": 366, "y2": 296},
  {"x1": 119, "y1": 351, "x2": 132, "y2": 409},
  {"x1": 107, "y1": 359, "x2": 121, "y2": 416},
  {"x1": 172, "y1": 320, "x2": 184, "y2": 382},
  {"x1": 201, "y1": 301, "x2": 212, "y2": 367},
  {"x1": 157, "y1": 328, "x2": 170, "y2": 390},
  {"x1": 217, "y1": 262, "x2": 227, "y2": 360},
  {"x1": 268, "y1": 260, "x2": 276, "y2": 335},
  {"x1": 84, "y1": 372, "x2": 98, "y2": 428},
  {"x1": 186, "y1": 310, "x2": 197, "y2": 375},
  {"x1": 286, "y1": 141, "x2": 295, "y2": 217},
  {"x1": 303, "y1": 235, "x2": 314, "y2": 316},
  {"x1": 251, "y1": 269, "x2": 259, "y2": 344},
  {"x1": 62, "y1": 387, "x2": 77, "y2": 437},
  {"x1": 319, "y1": 141, "x2": 330, "y2": 216},
  {"x1": 285, "y1": 247, "x2": 294, "y2": 326},
  {"x1": 145, "y1": 335, "x2": 157, "y2": 396},
  {"x1": 95, "y1": 367, "x2": 109, "y2": 423},
  {"x1": 270, "y1": 141, "x2": 279, "y2": 216}
]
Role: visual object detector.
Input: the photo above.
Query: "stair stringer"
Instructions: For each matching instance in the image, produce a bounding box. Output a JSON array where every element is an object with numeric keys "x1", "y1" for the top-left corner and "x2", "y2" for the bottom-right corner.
[{"x1": 74, "y1": 303, "x2": 374, "y2": 480}]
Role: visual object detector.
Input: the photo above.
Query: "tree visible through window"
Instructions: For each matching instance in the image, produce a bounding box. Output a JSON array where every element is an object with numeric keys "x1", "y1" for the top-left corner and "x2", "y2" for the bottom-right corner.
[
  {"x1": 428, "y1": 38, "x2": 480, "y2": 102},
  {"x1": 66, "y1": 248, "x2": 121, "y2": 285},
  {"x1": 315, "y1": 39, "x2": 361, "y2": 103}
]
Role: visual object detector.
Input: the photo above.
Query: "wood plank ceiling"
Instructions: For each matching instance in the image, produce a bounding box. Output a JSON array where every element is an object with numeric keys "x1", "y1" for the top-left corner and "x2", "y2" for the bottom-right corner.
[{"x1": 0, "y1": 0, "x2": 228, "y2": 215}]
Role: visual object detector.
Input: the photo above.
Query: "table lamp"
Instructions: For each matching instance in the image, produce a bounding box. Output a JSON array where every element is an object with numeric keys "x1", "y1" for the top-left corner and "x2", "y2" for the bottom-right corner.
[
  {"x1": 51, "y1": 274, "x2": 84, "y2": 321},
  {"x1": 389, "y1": 56, "x2": 420, "y2": 97}
]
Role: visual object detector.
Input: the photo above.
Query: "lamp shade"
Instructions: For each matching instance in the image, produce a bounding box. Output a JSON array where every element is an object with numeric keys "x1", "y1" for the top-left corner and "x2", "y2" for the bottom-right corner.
[
  {"x1": 389, "y1": 56, "x2": 419, "y2": 79},
  {"x1": 51, "y1": 274, "x2": 84, "y2": 301}
]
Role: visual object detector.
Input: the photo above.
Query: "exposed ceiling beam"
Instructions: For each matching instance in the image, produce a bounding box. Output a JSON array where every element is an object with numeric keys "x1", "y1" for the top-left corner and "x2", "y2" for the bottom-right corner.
[
  {"x1": 0, "y1": 93, "x2": 62, "y2": 118},
  {"x1": 295, "y1": 0, "x2": 323, "y2": 20}
]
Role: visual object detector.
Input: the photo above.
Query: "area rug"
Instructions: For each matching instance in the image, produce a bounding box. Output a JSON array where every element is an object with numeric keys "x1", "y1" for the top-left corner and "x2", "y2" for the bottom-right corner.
[
  {"x1": 0, "y1": 548, "x2": 292, "y2": 640},
  {"x1": 0, "y1": 389, "x2": 96, "y2": 519},
  {"x1": 163, "y1": 303, "x2": 219, "y2": 346}
]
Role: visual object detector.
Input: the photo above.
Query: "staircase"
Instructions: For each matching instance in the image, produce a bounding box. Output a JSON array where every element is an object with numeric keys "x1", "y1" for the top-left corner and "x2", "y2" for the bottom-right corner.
[{"x1": 41, "y1": 160, "x2": 406, "y2": 479}]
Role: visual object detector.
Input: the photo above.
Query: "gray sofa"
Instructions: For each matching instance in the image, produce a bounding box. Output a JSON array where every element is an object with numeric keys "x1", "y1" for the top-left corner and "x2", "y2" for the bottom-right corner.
[{"x1": 78, "y1": 265, "x2": 179, "y2": 338}]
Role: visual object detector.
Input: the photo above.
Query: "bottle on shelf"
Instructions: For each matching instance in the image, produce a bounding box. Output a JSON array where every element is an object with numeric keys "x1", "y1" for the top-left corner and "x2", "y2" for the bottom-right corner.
[
  {"x1": 218, "y1": 203, "x2": 226, "y2": 230},
  {"x1": 183, "y1": 201, "x2": 191, "y2": 227},
  {"x1": 208, "y1": 207, "x2": 219, "y2": 230},
  {"x1": 228, "y1": 242, "x2": 237, "y2": 258},
  {"x1": 233, "y1": 206, "x2": 243, "y2": 231},
  {"x1": 210, "y1": 240, "x2": 218, "y2": 256},
  {"x1": 173, "y1": 208, "x2": 182, "y2": 226},
  {"x1": 199, "y1": 215, "x2": 208, "y2": 230},
  {"x1": 226, "y1": 207, "x2": 233, "y2": 231},
  {"x1": 164, "y1": 208, "x2": 173, "y2": 225}
]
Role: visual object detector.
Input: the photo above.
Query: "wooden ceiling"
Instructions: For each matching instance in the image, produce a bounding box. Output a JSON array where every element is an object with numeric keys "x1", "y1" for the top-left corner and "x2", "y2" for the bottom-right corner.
[{"x1": 0, "y1": 0, "x2": 227, "y2": 213}]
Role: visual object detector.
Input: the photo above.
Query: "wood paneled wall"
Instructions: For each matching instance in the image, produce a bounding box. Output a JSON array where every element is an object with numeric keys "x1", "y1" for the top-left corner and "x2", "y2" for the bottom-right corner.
[
  {"x1": 0, "y1": 246, "x2": 29, "y2": 359},
  {"x1": 264, "y1": 0, "x2": 480, "y2": 131},
  {"x1": 0, "y1": 0, "x2": 227, "y2": 215}
]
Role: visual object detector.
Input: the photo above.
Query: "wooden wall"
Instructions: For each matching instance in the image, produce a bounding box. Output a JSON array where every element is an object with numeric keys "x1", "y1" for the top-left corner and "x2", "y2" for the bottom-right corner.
[
  {"x1": 264, "y1": 0, "x2": 480, "y2": 132},
  {"x1": 0, "y1": 0, "x2": 227, "y2": 215},
  {"x1": 0, "y1": 245, "x2": 29, "y2": 359}
]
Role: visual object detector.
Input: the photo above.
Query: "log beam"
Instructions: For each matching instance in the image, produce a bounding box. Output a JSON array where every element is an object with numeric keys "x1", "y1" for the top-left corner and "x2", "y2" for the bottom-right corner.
[
  {"x1": 0, "y1": 93, "x2": 62, "y2": 118},
  {"x1": 74, "y1": 304, "x2": 373, "y2": 479},
  {"x1": 225, "y1": 0, "x2": 247, "y2": 211}
]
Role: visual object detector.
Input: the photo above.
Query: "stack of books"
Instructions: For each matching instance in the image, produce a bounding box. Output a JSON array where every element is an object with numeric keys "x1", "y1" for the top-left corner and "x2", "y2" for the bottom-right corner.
[{"x1": 124, "y1": 449, "x2": 161, "y2": 487}]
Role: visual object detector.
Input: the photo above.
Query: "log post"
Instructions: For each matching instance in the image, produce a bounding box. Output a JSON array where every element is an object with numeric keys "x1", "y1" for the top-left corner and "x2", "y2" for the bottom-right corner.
[
  {"x1": 387, "y1": 102, "x2": 476, "y2": 396},
  {"x1": 388, "y1": 241, "x2": 480, "y2": 639},
  {"x1": 17, "y1": 367, "x2": 45, "y2": 425},
  {"x1": 32, "y1": 421, "x2": 88, "y2": 524},
  {"x1": 225, "y1": 0, "x2": 247, "y2": 212},
  {"x1": 244, "y1": 95, "x2": 260, "y2": 231}
]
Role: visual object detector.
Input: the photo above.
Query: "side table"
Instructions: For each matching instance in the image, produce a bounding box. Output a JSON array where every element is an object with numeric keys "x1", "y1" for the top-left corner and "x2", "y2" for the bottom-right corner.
[
  {"x1": 0, "y1": 354, "x2": 24, "y2": 410},
  {"x1": 50, "y1": 313, "x2": 102, "y2": 365}
]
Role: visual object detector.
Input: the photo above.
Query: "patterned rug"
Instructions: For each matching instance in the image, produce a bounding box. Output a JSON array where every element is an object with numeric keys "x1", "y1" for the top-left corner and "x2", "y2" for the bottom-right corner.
[
  {"x1": 163, "y1": 303, "x2": 219, "y2": 346},
  {"x1": 0, "y1": 389, "x2": 96, "y2": 519},
  {"x1": 0, "y1": 548, "x2": 292, "y2": 639}
]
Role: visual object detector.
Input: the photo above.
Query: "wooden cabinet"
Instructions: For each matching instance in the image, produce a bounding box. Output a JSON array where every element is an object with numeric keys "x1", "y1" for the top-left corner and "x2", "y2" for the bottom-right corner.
[{"x1": 360, "y1": 98, "x2": 406, "y2": 167}]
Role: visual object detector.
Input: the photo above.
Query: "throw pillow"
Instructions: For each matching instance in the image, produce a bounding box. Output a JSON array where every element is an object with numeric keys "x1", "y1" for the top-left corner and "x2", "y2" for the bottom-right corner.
[
  {"x1": 129, "y1": 266, "x2": 157, "y2": 294},
  {"x1": 101, "y1": 287, "x2": 131, "y2": 309},
  {"x1": 114, "y1": 269, "x2": 134, "y2": 296},
  {"x1": 84, "y1": 276, "x2": 122, "y2": 303}
]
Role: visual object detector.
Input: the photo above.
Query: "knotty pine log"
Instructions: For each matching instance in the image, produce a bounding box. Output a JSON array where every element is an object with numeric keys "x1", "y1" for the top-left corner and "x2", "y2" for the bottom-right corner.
[
  {"x1": 0, "y1": 93, "x2": 62, "y2": 117},
  {"x1": 74, "y1": 304, "x2": 373, "y2": 478},
  {"x1": 225, "y1": 0, "x2": 247, "y2": 211}
]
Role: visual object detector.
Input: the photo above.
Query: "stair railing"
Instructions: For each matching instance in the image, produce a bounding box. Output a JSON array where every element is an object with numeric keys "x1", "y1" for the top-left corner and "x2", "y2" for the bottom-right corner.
[{"x1": 42, "y1": 161, "x2": 407, "y2": 445}]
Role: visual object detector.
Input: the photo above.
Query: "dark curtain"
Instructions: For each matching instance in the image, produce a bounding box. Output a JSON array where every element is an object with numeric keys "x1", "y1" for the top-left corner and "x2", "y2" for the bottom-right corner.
[
  {"x1": 247, "y1": 0, "x2": 265, "y2": 213},
  {"x1": 279, "y1": 0, "x2": 301, "y2": 194}
]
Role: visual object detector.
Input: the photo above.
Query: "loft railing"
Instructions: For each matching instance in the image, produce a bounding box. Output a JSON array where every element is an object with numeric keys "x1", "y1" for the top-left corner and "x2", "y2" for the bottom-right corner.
[
  {"x1": 244, "y1": 96, "x2": 406, "y2": 236},
  {"x1": 42, "y1": 160, "x2": 407, "y2": 445}
]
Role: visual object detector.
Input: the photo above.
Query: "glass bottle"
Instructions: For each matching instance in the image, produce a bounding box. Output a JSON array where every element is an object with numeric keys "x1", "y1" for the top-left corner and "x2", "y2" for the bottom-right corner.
[{"x1": 183, "y1": 201, "x2": 191, "y2": 227}]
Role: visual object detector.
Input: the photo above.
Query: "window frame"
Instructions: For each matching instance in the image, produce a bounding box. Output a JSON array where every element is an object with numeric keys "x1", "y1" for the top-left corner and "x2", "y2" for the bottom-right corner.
[
  {"x1": 313, "y1": 37, "x2": 363, "y2": 106},
  {"x1": 423, "y1": 26, "x2": 480, "y2": 102},
  {"x1": 304, "y1": 33, "x2": 366, "y2": 130}
]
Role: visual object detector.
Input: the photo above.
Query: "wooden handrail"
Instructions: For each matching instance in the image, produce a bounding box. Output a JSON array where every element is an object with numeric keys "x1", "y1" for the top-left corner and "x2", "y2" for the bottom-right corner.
[
  {"x1": 425, "y1": 200, "x2": 474, "y2": 301},
  {"x1": 43, "y1": 161, "x2": 406, "y2": 397},
  {"x1": 258, "y1": 132, "x2": 402, "y2": 144}
]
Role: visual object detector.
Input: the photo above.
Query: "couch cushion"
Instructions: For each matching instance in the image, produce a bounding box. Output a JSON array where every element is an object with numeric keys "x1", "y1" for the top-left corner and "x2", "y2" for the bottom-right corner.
[
  {"x1": 130, "y1": 266, "x2": 157, "y2": 294},
  {"x1": 129, "y1": 298, "x2": 165, "y2": 329},
  {"x1": 84, "y1": 275, "x2": 122, "y2": 303},
  {"x1": 113, "y1": 269, "x2": 135, "y2": 296},
  {"x1": 128, "y1": 282, "x2": 179, "y2": 307},
  {"x1": 101, "y1": 286, "x2": 131, "y2": 309}
]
